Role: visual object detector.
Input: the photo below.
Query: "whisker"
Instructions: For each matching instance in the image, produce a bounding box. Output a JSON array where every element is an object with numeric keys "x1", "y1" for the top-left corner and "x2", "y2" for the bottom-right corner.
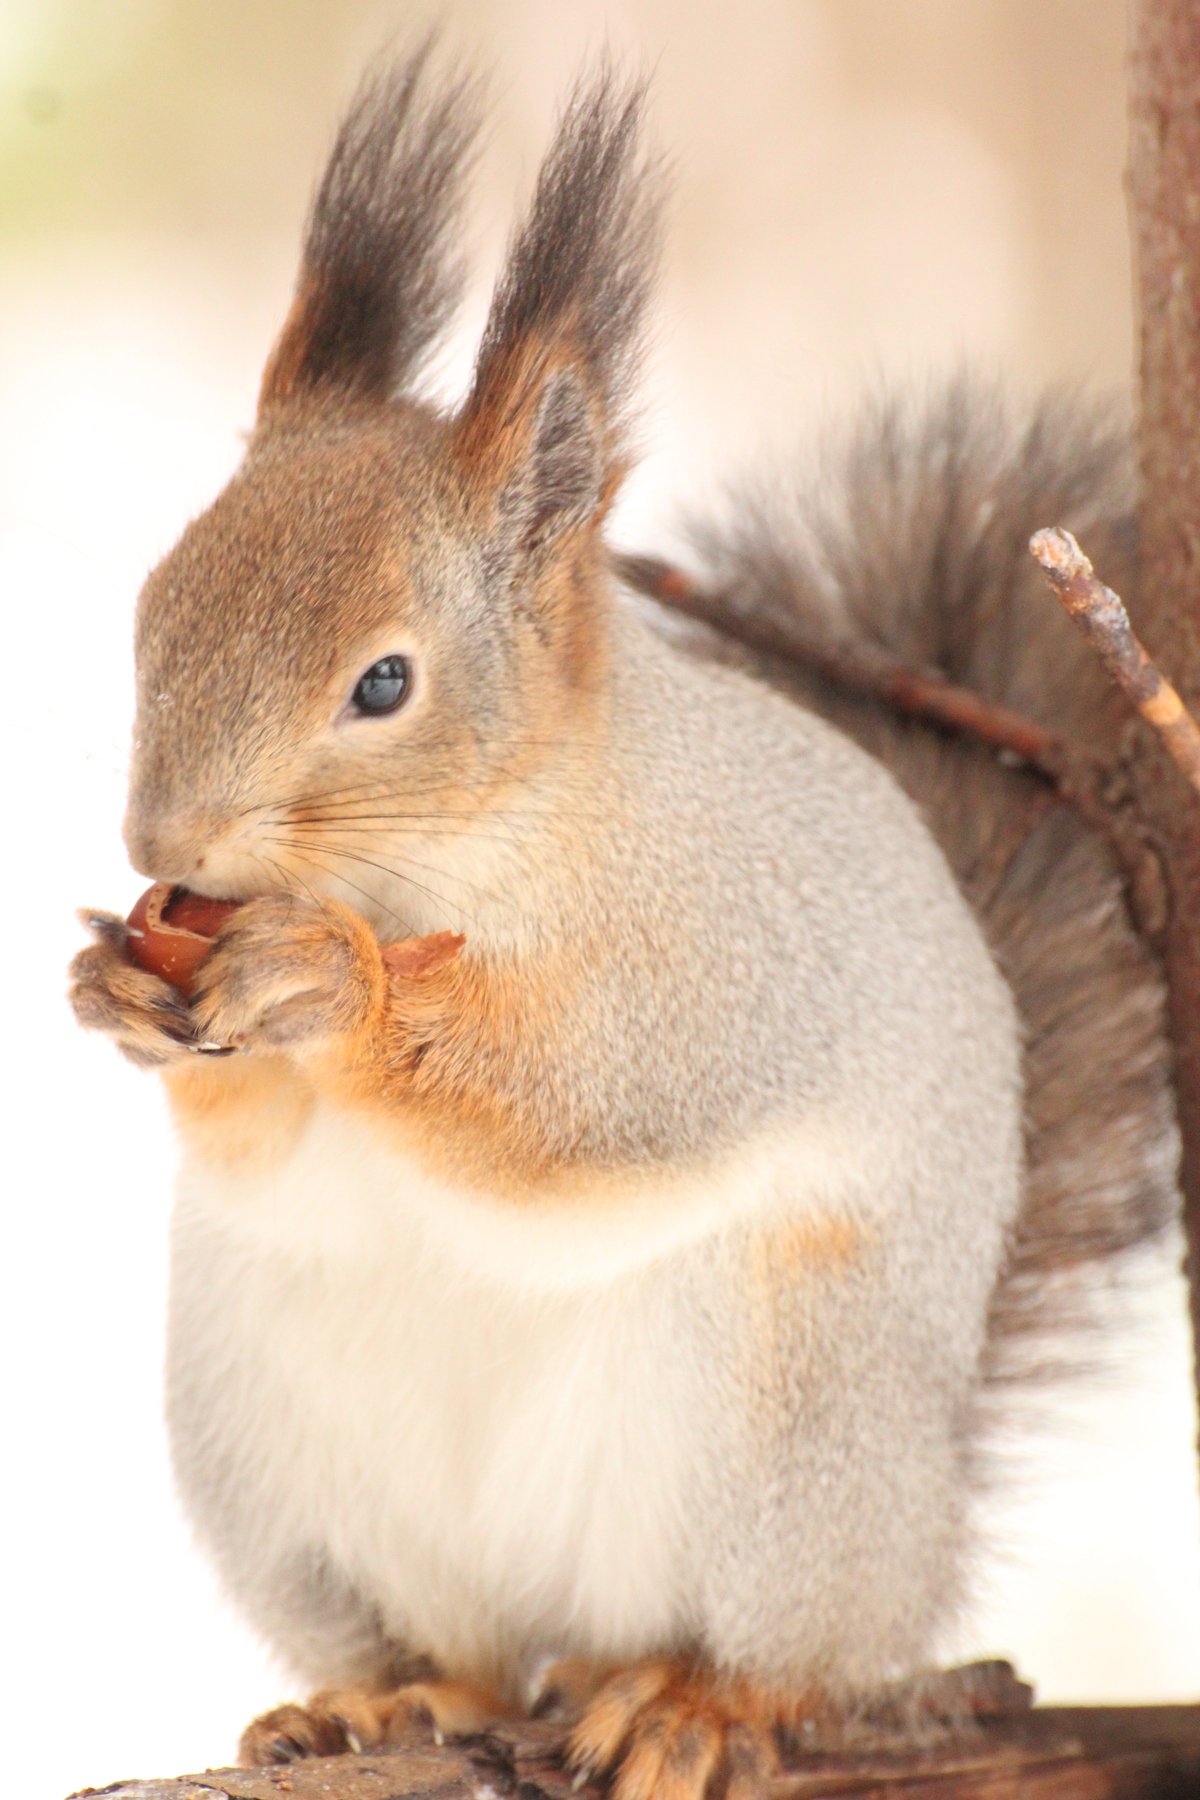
[
  {"x1": 282, "y1": 818, "x2": 526, "y2": 844},
  {"x1": 257, "y1": 849, "x2": 321, "y2": 912},
  {"x1": 268, "y1": 834, "x2": 474, "y2": 929},
  {"x1": 322, "y1": 835, "x2": 536, "y2": 914},
  {"x1": 268, "y1": 839, "x2": 420, "y2": 938},
  {"x1": 301, "y1": 840, "x2": 480, "y2": 927},
  {"x1": 276, "y1": 778, "x2": 501, "y2": 814},
  {"x1": 250, "y1": 849, "x2": 325, "y2": 916}
]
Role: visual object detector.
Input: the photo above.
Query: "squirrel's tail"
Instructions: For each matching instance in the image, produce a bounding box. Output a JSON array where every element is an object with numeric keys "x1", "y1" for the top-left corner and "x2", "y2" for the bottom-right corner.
[{"x1": 668, "y1": 377, "x2": 1178, "y2": 1395}]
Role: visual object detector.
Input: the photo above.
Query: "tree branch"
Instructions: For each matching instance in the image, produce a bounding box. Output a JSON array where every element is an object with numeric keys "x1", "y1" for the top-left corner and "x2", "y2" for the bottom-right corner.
[
  {"x1": 617, "y1": 548, "x2": 1172, "y2": 923},
  {"x1": 617, "y1": 551, "x2": 1067, "y2": 773},
  {"x1": 1031, "y1": 526, "x2": 1200, "y2": 798},
  {"x1": 74, "y1": 1703, "x2": 1200, "y2": 1800}
]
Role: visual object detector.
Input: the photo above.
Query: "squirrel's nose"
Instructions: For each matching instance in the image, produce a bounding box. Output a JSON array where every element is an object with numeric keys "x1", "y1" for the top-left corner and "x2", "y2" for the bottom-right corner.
[{"x1": 123, "y1": 810, "x2": 211, "y2": 885}]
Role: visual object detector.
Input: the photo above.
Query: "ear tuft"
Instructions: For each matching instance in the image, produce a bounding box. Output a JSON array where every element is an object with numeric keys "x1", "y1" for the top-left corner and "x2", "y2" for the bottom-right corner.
[
  {"x1": 259, "y1": 41, "x2": 482, "y2": 415},
  {"x1": 454, "y1": 64, "x2": 664, "y2": 556}
]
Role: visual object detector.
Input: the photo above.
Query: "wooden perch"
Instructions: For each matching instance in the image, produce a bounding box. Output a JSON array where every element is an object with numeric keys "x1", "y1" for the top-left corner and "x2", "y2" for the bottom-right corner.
[{"x1": 72, "y1": 1702, "x2": 1200, "y2": 1800}]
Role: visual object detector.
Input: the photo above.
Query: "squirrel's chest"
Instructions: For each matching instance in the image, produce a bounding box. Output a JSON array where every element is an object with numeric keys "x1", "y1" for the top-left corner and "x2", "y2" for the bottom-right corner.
[{"x1": 167, "y1": 1104, "x2": 702, "y2": 1678}]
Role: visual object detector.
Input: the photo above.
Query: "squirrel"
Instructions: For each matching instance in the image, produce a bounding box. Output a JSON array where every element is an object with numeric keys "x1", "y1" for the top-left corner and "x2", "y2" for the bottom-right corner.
[{"x1": 68, "y1": 48, "x2": 1178, "y2": 1800}]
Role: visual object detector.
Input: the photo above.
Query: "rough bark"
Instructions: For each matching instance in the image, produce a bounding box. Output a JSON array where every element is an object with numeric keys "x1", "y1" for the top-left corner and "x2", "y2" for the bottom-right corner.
[
  {"x1": 1129, "y1": 0, "x2": 1200, "y2": 1442},
  {"x1": 69, "y1": 1706, "x2": 1200, "y2": 1800}
]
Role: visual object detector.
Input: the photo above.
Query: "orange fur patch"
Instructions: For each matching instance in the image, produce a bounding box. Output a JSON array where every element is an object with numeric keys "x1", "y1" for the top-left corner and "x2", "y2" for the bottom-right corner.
[
  {"x1": 382, "y1": 931, "x2": 466, "y2": 981},
  {"x1": 314, "y1": 934, "x2": 590, "y2": 1194},
  {"x1": 755, "y1": 1215, "x2": 863, "y2": 1281},
  {"x1": 567, "y1": 1659, "x2": 827, "y2": 1800},
  {"x1": 165, "y1": 1054, "x2": 314, "y2": 1174},
  {"x1": 743, "y1": 1215, "x2": 865, "y2": 1386},
  {"x1": 257, "y1": 272, "x2": 325, "y2": 414}
]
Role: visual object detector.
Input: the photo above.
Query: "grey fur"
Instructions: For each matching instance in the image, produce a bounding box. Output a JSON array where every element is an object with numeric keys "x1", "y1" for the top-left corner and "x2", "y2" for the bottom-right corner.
[
  {"x1": 162, "y1": 599, "x2": 1025, "y2": 1703},
  {"x1": 681, "y1": 379, "x2": 1179, "y2": 1386}
]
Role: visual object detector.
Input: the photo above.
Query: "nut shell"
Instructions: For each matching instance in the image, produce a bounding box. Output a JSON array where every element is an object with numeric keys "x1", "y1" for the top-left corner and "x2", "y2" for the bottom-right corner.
[{"x1": 125, "y1": 883, "x2": 241, "y2": 997}]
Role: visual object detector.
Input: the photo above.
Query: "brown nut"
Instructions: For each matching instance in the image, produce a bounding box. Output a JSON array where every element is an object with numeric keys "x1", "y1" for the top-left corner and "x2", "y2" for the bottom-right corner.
[{"x1": 125, "y1": 883, "x2": 242, "y2": 998}]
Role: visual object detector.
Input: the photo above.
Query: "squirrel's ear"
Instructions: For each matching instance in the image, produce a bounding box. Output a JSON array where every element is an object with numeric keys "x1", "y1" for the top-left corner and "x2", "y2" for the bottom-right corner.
[
  {"x1": 451, "y1": 66, "x2": 662, "y2": 576},
  {"x1": 258, "y1": 43, "x2": 480, "y2": 416},
  {"x1": 457, "y1": 358, "x2": 607, "y2": 575}
]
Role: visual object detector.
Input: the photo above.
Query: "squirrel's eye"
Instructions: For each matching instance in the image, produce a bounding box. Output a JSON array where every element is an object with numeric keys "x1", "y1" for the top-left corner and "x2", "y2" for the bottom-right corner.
[{"x1": 351, "y1": 654, "x2": 412, "y2": 717}]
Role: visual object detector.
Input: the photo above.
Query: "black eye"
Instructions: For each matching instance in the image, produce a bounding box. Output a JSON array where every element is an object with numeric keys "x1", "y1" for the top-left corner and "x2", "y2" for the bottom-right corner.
[{"x1": 351, "y1": 654, "x2": 412, "y2": 716}]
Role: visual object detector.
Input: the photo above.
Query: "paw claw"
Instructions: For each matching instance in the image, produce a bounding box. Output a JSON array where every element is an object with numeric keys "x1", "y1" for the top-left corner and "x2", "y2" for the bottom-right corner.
[
  {"x1": 82, "y1": 909, "x2": 128, "y2": 945},
  {"x1": 241, "y1": 1680, "x2": 505, "y2": 1767},
  {"x1": 68, "y1": 929, "x2": 201, "y2": 1065},
  {"x1": 268, "y1": 1735, "x2": 306, "y2": 1764}
]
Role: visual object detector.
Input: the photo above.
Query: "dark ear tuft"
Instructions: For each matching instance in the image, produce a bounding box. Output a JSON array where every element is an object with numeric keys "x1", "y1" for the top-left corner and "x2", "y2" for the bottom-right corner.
[
  {"x1": 454, "y1": 64, "x2": 663, "y2": 556},
  {"x1": 259, "y1": 42, "x2": 481, "y2": 414}
]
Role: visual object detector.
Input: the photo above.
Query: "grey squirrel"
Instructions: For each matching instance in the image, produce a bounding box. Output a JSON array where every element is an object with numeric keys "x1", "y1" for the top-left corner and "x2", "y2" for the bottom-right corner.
[{"x1": 67, "y1": 48, "x2": 1177, "y2": 1800}]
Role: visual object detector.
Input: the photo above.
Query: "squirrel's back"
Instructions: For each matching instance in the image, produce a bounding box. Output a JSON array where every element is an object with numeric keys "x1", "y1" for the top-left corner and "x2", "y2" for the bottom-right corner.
[{"x1": 677, "y1": 379, "x2": 1179, "y2": 1393}]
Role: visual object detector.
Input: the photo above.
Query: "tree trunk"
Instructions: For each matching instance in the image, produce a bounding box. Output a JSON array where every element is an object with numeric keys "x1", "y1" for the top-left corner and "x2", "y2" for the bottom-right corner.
[{"x1": 1129, "y1": 0, "x2": 1200, "y2": 1446}]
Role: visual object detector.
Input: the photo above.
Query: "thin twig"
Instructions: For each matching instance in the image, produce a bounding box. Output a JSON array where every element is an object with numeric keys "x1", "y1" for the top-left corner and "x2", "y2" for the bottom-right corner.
[
  {"x1": 1030, "y1": 525, "x2": 1200, "y2": 800},
  {"x1": 617, "y1": 550, "x2": 1066, "y2": 774},
  {"x1": 617, "y1": 547, "x2": 1167, "y2": 926}
]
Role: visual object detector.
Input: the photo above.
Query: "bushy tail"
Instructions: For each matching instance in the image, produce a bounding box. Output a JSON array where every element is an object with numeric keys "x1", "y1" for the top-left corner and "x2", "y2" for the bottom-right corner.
[{"x1": 666, "y1": 378, "x2": 1178, "y2": 1392}]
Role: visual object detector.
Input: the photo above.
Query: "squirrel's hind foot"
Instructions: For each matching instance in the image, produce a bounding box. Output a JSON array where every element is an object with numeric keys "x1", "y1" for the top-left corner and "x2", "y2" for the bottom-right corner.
[
  {"x1": 560, "y1": 1656, "x2": 1032, "y2": 1796},
  {"x1": 564, "y1": 1660, "x2": 821, "y2": 1800},
  {"x1": 238, "y1": 1678, "x2": 506, "y2": 1766}
]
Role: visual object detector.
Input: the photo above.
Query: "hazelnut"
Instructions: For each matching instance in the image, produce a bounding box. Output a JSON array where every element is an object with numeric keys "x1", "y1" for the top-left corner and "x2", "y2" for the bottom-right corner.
[{"x1": 125, "y1": 883, "x2": 241, "y2": 998}]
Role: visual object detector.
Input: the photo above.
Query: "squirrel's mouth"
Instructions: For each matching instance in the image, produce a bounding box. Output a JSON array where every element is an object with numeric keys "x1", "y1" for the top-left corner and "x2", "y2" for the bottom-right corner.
[
  {"x1": 181, "y1": 835, "x2": 406, "y2": 942},
  {"x1": 131, "y1": 796, "x2": 519, "y2": 947},
  {"x1": 132, "y1": 835, "x2": 292, "y2": 911}
]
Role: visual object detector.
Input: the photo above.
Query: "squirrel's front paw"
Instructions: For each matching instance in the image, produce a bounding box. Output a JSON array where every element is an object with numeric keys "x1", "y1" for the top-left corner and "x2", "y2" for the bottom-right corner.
[
  {"x1": 191, "y1": 895, "x2": 386, "y2": 1055},
  {"x1": 69, "y1": 911, "x2": 202, "y2": 1068}
]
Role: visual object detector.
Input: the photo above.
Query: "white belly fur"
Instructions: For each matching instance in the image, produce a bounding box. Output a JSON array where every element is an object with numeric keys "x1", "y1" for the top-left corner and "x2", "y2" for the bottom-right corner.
[{"x1": 171, "y1": 1099, "x2": 870, "y2": 1687}]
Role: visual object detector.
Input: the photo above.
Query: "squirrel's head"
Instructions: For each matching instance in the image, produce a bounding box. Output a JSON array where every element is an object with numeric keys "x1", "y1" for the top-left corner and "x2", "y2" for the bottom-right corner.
[{"x1": 124, "y1": 48, "x2": 661, "y2": 938}]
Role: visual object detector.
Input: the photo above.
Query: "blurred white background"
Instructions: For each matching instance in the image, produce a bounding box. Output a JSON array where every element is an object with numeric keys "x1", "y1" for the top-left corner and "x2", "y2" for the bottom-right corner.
[{"x1": 2, "y1": 4, "x2": 1197, "y2": 1798}]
